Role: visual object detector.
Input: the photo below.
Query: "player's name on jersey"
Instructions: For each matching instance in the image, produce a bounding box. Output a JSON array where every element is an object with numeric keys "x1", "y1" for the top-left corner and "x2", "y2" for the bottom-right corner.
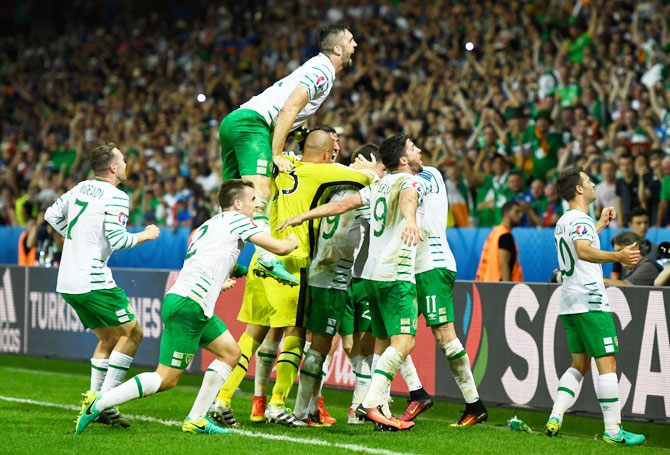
[
  {"x1": 554, "y1": 223, "x2": 569, "y2": 236},
  {"x1": 78, "y1": 183, "x2": 106, "y2": 199}
]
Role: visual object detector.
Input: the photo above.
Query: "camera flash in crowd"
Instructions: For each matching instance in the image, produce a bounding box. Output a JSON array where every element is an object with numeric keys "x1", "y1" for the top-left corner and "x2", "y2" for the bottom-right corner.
[
  {"x1": 197, "y1": 93, "x2": 206, "y2": 103},
  {"x1": 465, "y1": 42, "x2": 474, "y2": 51}
]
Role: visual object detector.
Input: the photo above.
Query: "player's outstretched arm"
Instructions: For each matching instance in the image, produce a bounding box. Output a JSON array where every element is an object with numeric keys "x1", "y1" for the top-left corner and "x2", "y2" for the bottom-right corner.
[
  {"x1": 574, "y1": 239, "x2": 640, "y2": 266},
  {"x1": 272, "y1": 85, "x2": 310, "y2": 172},
  {"x1": 399, "y1": 188, "x2": 424, "y2": 246},
  {"x1": 248, "y1": 232, "x2": 299, "y2": 256},
  {"x1": 276, "y1": 193, "x2": 364, "y2": 232}
]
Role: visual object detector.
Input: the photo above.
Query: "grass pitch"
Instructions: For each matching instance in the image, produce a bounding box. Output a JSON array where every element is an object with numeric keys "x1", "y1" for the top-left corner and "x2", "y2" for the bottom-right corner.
[{"x1": 0, "y1": 354, "x2": 667, "y2": 454}]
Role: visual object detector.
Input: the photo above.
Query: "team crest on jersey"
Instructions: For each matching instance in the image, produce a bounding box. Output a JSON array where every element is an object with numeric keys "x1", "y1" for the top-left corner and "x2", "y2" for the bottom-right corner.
[
  {"x1": 575, "y1": 225, "x2": 588, "y2": 235},
  {"x1": 118, "y1": 212, "x2": 128, "y2": 226},
  {"x1": 316, "y1": 75, "x2": 327, "y2": 88}
]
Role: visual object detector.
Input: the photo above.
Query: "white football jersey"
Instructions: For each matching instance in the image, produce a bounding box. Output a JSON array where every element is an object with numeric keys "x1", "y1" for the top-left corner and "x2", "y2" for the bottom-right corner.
[
  {"x1": 240, "y1": 53, "x2": 335, "y2": 132},
  {"x1": 309, "y1": 189, "x2": 367, "y2": 290},
  {"x1": 554, "y1": 209, "x2": 610, "y2": 314},
  {"x1": 415, "y1": 166, "x2": 457, "y2": 274},
  {"x1": 359, "y1": 172, "x2": 426, "y2": 282},
  {"x1": 168, "y1": 211, "x2": 263, "y2": 318},
  {"x1": 45, "y1": 179, "x2": 137, "y2": 294},
  {"x1": 351, "y1": 206, "x2": 371, "y2": 279}
]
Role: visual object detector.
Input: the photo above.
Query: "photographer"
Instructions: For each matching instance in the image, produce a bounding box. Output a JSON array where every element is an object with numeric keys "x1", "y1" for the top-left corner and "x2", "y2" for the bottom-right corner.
[{"x1": 604, "y1": 232, "x2": 662, "y2": 286}]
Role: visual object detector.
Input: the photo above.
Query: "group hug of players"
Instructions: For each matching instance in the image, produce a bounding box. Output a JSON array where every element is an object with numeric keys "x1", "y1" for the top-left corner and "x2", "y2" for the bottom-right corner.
[{"x1": 51, "y1": 24, "x2": 644, "y2": 445}]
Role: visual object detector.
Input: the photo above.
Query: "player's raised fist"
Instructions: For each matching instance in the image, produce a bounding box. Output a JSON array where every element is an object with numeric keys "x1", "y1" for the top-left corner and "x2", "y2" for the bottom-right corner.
[{"x1": 144, "y1": 224, "x2": 161, "y2": 240}]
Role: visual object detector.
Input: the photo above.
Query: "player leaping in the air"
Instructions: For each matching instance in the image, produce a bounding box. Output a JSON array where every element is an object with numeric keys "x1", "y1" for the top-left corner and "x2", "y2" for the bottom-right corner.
[
  {"x1": 75, "y1": 180, "x2": 298, "y2": 435},
  {"x1": 218, "y1": 24, "x2": 356, "y2": 286},
  {"x1": 542, "y1": 167, "x2": 645, "y2": 446}
]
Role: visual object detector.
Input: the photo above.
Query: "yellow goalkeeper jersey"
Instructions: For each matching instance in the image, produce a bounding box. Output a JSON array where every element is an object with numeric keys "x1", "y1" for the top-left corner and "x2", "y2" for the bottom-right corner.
[{"x1": 271, "y1": 156, "x2": 372, "y2": 260}]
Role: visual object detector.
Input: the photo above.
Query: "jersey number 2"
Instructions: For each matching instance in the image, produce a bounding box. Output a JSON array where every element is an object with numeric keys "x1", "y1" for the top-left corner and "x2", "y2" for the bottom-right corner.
[{"x1": 185, "y1": 225, "x2": 209, "y2": 260}]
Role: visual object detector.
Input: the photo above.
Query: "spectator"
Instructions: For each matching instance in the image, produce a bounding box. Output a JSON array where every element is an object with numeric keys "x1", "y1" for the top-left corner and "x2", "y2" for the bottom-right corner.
[
  {"x1": 2, "y1": 0, "x2": 670, "y2": 237},
  {"x1": 475, "y1": 200, "x2": 524, "y2": 282},
  {"x1": 541, "y1": 183, "x2": 564, "y2": 227},
  {"x1": 526, "y1": 109, "x2": 564, "y2": 181},
  {"x1": 615, "y1": 154, "x2": 642, "y2": 227},
  {"x1": 523, "y1": 179, "x2": 549, "y2": 227},
  {"x1": 443, "y1": 159, "x2": 473, "y2": 227},
  {"x1": 17, "y1": 216, "x2": 38, "y2": 266},
  {"x1": 594, "y1": 159, "x2": 619, "y2": 228},
  {"x1": 657, "y1": 157, "x2": 670, "y2": 227},
  {"x1": 611, "y1": 207, "x2": 659, "y2": 281},
  {"x1": 605, "y1": 231, "x2": 661, "y2": 286},
  {"x1": 634, "y1": 153, "x2": 661, "y2": 225},
  {"x1": 475, "y1": 153, "x2": 509, "y2": 228}
]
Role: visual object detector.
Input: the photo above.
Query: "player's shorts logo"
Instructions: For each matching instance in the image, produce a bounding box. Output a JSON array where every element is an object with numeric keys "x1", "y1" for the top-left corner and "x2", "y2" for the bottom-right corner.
[{"x1": 185, "y1": 354, "x2": 194, "y2": 366}]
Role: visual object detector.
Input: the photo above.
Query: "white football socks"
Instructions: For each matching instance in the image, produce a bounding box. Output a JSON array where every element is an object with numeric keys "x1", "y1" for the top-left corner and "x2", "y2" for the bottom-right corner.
[
  {"x1": 362, "y1": 347, "x2": 404, "y2": 409},
  {"x1": 444, "y1": 338, "x2": 479, "y2": 404},
  {"x1": 550, "y1": 367, "x2": 583, "y2": 424},
  {"x1": 399, "y1": 355, "x2": 423, "y2": 392},
  {"x1": 188, "y1": 359, "x2": 234, "y2": 421},
  {"x1": 253, "y1": 196, "x2": 275, "y2": 263},
  {"x1": 90, "y1": 358, "x2": 108, "y2": 392},
  {"x1": 317, "y1": 354, "x2": 332, "y2": 397},
  {"x1": 351, "y1": 355, "x2": 372, "y2": 408},
  {"x1": 254, "y1": 338, "x2": 279, "y2": 396},
  {"x1": 293, "y1": 349, "x2": 325, "y2": 420},
  {"x1": 597, "y1": 372, "x2": 621, "y2": 435},
  {"x1": 101, "y1": 351, "x2": 133, "y2": 392},
  {"x1": 96, "y1": 371, "x2": 162, "y2": 411}
]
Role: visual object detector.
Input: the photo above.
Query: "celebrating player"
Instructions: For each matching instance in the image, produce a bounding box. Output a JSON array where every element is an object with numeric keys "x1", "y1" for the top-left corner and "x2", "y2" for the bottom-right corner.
[
  {"x1": 292, "y1": 145, "x2": 384, "y2": 425},
  {"x1": 44, "y1": 143, "x2": 160, "y2": 428},
  {"x1": 209, "y1": 130, "x2": 372, "y2": 427},
  {"x1": 542, "y1": 167, "x2": 645, "y2": 446},
  {"x1": 279, "y1": 134, "x2": 426, "y2": 431},
  {"x1": 74, "y1": 180, "x2": 299, "y2": 435},
  {"x1": 397, "y1": 164, "x2": 488, "y2": 426},
  {"x1": 218, "y1": 24, "x2": 357, "y2": 286}
]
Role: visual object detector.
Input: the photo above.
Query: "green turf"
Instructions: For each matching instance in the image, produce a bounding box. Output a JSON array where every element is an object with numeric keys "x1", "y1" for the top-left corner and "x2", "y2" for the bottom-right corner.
[{"x1": 0, "y1": 354, "x2": 667, "y2": 454}]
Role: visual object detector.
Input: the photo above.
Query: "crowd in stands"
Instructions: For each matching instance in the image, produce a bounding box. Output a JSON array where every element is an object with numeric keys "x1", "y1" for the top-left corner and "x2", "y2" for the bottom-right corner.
[{"x1": 1, "y1": 0, "x2": 669, "y2": 277}]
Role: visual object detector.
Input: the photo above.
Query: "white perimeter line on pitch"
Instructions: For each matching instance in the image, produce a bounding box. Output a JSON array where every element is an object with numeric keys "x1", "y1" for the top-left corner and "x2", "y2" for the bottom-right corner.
[{"x1": 0, "y1": 396, "x2": 414, "y2": 455}]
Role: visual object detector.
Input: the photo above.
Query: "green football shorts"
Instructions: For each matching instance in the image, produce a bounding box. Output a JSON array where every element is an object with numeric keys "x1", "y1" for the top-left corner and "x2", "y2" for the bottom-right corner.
[
  {"x1": 364, "y1": 279, "x2": 418, "y2": 338},
  {"x1": 340, "y1": 278, "x2": 372, "y2": 335},
  {"x1": 62, "y1": 287, "x2": 134, "y2": 329},
  {"x1": 415, "y1": 268, "x2": 455, "y2": 326},
  {"x1": 219, "y1": 109, "x2": 273, "y2": 181},
  {"x1": 306, "y1": 286, "x2": 348, "y2": 336},
  {"x1": 159, "y1": 294, "x2": 228, "y2": 369},
  {"x1": 560, "y1": 311, "x2": 618, "y2": 358}
]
